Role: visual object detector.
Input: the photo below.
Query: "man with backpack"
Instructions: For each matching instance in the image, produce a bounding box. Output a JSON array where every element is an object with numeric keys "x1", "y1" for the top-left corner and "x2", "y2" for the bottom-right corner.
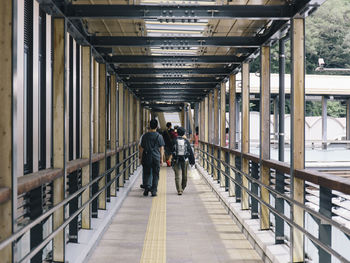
[
  {"x1": 172, "y1": 127, "x2": 195, "y2": 195},
  {"x1": 140, "y1": 119, "x2": 165, "y2": 197}
]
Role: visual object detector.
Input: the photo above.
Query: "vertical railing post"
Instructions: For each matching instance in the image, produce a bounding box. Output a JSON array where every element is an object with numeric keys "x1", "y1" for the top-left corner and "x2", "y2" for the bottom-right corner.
[
  {"x1": 321, "y1": 96, "x2": 328, "y2": 150},
  {"x1": 260, "y1": 45, "x2": 271, "y2": 230},
  {"x1": 241, "y1": 62, "x2": 250, "y2": 210},
  {"x1": 318, "y1": 186, "x2": 332, "y2": 263},
  {"x1": 251, "y1": 162, "x2": 259, "y2": 219},
  {"x1": 346, "y1": 99, "x2": 350, "y2": 148},
  {"x1": 81, "y1": 46, "x2": 92, "y2": 229},
  {"x1": 52, "y1": 17, "x2": 66, "y2": 263},
  {"x1": 291, "y1": 17, "x2": 306, "y2": 263}
]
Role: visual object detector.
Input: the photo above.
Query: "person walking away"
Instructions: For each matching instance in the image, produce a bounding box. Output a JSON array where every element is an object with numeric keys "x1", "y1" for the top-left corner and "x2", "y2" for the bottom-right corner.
[
  {"x1": 140, "y1": 119, "x2": 165, "y2": 197},
  {"x1": 162, "y1": 122, "x2": 174, "y2": 167},
  {"x1": 172, "y1": 127, "x2": 195, "y2": 195},
  {"x1": 139, "y1": 128, "x2": 152, "y2": 189}
]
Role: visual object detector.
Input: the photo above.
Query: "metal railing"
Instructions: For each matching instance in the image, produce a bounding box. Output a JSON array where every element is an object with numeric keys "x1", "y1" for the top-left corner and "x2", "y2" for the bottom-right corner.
[
  {"x1": 0, "y1": 142, "x2": 140, "y2": 263},
  {"x1": 198, "y1": 140, "x2": 350, "y2": 263}
]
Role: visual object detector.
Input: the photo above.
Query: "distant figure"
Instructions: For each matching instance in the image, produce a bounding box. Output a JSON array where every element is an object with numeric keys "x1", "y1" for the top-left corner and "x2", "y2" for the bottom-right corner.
[
  {"x1": 140, "y1": 119, "x2": 165, "y2": 197},
  {"x1": 139, "y1": 127, "x2": 152, "y2": 189},
  {"x1": 172, "y1": 127, "x2": 195, "y2": 195},
  {"x1": 162, "y1": 122, "x2": 174, "y2": 167}
]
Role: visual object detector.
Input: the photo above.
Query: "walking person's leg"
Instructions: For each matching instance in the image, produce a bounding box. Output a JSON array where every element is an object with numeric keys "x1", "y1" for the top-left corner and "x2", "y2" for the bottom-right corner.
[
  {"x1": 173, "y1": 160, "x2": 182, "y2": 194},
  {"x1": 150, "y1": 158, "x2": 160, "y2": 196},
  {"x1": 181, "y1": 160, "x2": 188, "y2": 192},
  {"x1": 143, "y1": 165, "x2": 152, "y2": 196}
]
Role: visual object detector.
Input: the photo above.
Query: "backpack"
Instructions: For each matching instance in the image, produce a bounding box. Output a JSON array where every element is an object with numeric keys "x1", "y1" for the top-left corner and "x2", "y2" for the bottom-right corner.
[{"x1": 174, "y1": 137, "x2": 188, "y2": 157}]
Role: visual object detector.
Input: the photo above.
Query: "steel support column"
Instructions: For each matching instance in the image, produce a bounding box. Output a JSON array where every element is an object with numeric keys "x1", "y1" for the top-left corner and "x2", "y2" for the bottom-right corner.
[
  {"x1": 347, "y1": 99, "x2": 350, "y2": 146},
  {"x1": 276, "y1": 37, "x2": 286, "y2": 244},
  {"x1": 318, "y1": 186, "x2": 332, "y2": 263},
  {"x1": 260, "y1": 45, "x2": 271, "y2": 229},
  {"x1": 291, "y1": 17, "x2": 305, "y2": 263},
  {"x1": 322, "y1": 96, "x2": 327, "y2": 149},
  {"x1": 241, "y1": 62, "x2": 250, "y2": 210}
]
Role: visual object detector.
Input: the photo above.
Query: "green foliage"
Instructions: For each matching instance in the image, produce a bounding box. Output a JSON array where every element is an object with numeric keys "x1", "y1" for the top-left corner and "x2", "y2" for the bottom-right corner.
[
  {"x1": 251, "y1": 0, "x2": 350, "y2": 74},
  {"x1": 327, "y1": 100, "x2": 346, "y2": 117},
  {"x1": 305, "y1": 100, "x2": 346, "y2": 117},
  {"x1": 306, "y1": 0, "x2": 350, "y2": 74}
]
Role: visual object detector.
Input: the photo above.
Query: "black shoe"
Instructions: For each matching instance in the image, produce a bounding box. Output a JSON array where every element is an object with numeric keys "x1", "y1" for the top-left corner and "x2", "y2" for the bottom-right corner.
[
  {"x1": 151, "y1": 192, "x2": 157, "y2": 197},
  {"x1": 140, "y1": 184, "x2": 145, "y2": 189},
  {"x1": 143, "y1": 189, "x2": 149, "y2": 196}
]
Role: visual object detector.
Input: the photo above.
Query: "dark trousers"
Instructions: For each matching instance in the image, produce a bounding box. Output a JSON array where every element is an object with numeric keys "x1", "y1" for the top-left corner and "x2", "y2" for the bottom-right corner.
[
  {"x1": 143, "y1": 158, "x2": 160, "y2": 193},
  {"x1": 142, "y1": 167, "x2": 152, "y2": 187}
]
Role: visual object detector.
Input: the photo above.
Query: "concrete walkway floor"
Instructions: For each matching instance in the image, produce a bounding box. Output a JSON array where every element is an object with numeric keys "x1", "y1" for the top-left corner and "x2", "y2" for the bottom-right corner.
[{"x1": 88, "y1": 167, "x2": 263, "y2": 263}]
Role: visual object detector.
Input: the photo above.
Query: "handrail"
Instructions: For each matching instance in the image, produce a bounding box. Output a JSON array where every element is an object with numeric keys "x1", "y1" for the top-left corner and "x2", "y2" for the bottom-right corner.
[
  {"x1": 197, "y1": 143, "x2": 350, "y2": 262},
  {"x1": 199, "y1": 140, "x2": 350, "y2": 193},
  {"x1": 0, "y1": 187, "x2": 10, "y2": 204},
  {"x1": 0, "y1": 146, "x2": 139, "y2": 257},
  {"x1": 14, "y1": 142, "x2": 138, "y2": 197}
]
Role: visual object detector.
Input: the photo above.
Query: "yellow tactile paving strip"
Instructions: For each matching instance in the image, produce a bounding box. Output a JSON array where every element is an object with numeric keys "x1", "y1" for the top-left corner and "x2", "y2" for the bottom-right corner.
[{"x1": 140, "y1": 167, "x2": 167, "y2": 263}]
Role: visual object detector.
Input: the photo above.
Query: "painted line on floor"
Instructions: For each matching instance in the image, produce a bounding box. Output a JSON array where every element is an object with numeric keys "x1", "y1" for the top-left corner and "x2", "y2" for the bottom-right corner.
[{"x1": 140, "y1": 167, "x2": 167, "y2": 263}]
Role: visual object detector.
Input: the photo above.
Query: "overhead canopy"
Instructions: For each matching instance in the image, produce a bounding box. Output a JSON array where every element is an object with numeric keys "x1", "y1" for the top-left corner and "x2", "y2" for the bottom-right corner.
[{"x1": 45, "y1": 0, "x2": 324, "y2": 111}]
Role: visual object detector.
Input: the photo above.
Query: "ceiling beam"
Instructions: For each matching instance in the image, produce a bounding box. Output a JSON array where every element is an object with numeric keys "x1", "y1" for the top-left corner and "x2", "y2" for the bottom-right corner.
[
  {"x1": 89, "y1": 36, "x2": 262, "y2": 48},
  {"x1": 66, "y1": 4, "x2": 293, "y2": 20},
  {"x1": 128, "y1": 84, "x2": 216, "y2": 89},
  {"x1": 106, "y1": 55, "x2": 245, "y2": 64},
  {"x1": 124, "y1": 77, "x2": 224, "y2": 83},
  {"x1": 116, "y1": 67, "x2": 232, "y2": 75}
]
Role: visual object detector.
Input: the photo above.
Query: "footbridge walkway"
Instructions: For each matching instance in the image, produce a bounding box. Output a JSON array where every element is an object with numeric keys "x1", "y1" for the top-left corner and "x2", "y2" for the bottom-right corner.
[{"x1": 1, "y1": 0, "x2": 350, "y2": 263}]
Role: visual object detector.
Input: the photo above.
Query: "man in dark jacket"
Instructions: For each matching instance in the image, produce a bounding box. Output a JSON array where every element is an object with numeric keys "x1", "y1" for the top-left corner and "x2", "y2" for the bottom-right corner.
[
  {"x1": 172, "y1": 127, "x2": 195, "y2": 195},
  {"x1": 140, "y1": 119, "x2": 165, "y2": 197}
]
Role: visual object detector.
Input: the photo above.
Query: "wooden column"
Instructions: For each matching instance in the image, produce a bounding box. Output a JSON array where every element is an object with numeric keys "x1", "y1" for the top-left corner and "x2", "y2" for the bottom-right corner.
[
  {"x1": 136, "y1": 100, "x2": 141, "y2": 165},
  {"x1": 123, "y1": 89, "x2": 128, "y2": 180},
  {"x1": 204, "y1": 96, "x2": 209, "y2": 170},
  {"x1": 220, "y1": 82, "x2": 226, "y2": 187},
  {"x1": 129, "y1": 92, "x2": 134, "y2": 174},
  {"x1": 98, "y1": 63, "x2": 106, "y2": 210},
  {"x1": 199, "y1": 101, "x2": 204, "y2": 166},
  {"x1": 213, "y1": 89, "x2": 219, "y2": 180},
  {"x1": 291, "y1": 17, "x2": 305, "y2": 263},
  {"x1": 0, "y1": 1, "x2": 20, "y2": 260},
  {"x1": 93, "y1": 59, "x2": 99, "y2": 153},
  {"x1": 241, "y1": 62, "x2": 250, "y2": 210},
  {"x1": 118, "y1": 83, "x2": 124, "y2": 187},
  {"x1": 52, "y1": 18, "x2": 66, "y2": 262},
  {"x1": 208, "y1": 92, "x2": 213, "y2": 174},
  {"x1": 260, "y1": 45, "x2": 271, "y2": 230},
  {"x1": 81, "y1": 46, "x2": 92, "y2": 229},
  {"x1": 110, "y1": 75, "x2": 117, "y2": 196},
  {"x1": 229, "y1": 74, "x2": 236, "y2": 197}
]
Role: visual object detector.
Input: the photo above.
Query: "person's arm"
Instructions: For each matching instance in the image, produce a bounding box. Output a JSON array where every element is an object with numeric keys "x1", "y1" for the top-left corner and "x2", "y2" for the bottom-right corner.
[
  {"x1": 187, "y1": 140, "x2": 195, "y2": 165},
  {"x1": 139, "y1": 145, "x2": 143, "y2": 161},
  {"x1": 160, "y1": 146, "x2": 164, "y2": 165}
]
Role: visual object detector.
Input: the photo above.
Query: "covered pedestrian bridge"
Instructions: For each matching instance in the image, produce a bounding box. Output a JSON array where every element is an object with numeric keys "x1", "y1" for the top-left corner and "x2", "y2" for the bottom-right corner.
[{"x1": 1, "y1": 0, "x2": 350, "y2": 262}]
